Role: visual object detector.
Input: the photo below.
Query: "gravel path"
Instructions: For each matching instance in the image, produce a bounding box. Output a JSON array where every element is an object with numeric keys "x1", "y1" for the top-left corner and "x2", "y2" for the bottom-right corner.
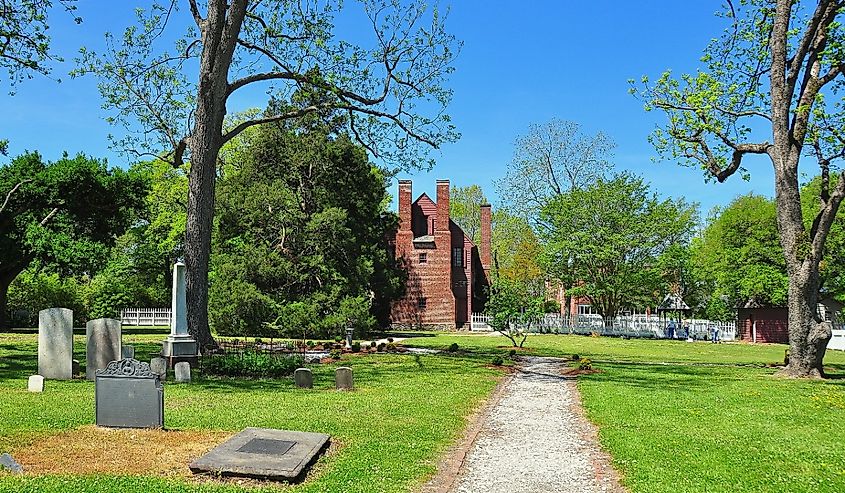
[{"x1": 450, "y1": 357, "x2": 625, "y2": 493}]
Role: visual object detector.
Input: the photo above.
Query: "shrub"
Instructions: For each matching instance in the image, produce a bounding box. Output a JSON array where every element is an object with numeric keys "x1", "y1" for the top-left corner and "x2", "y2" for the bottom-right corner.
[
  {"x1": 508, "y1": 349, "x2": 516, "y2": 358},
  {"x1": 577, "y1": 358, "x2": 593, "y2": 370},
  {"x1": 491, "y1": 355, "x2": 504, "y2": 366},
  {"x1": 377, "y1": 342, "x2": 386, "y2": 352},
  {"x1": 571, "y1": 353, "x2": 580, "y2": 361},
  {"x1": 387, "y1": 337, "x2": 394, "y2": 343},
  {"x1": 351, "y1": 342, "x2": 361, "y2": 353},
  {"x1": 334, "y1": 335, "x2": 343, "y2": 343},
  {"x1": 306, "y1": 340, "x2": 315, "y2": 348},
  {"x1": 369, "y1": 341, "x2": 376, "y2": 348},
  {"x1": 329, "y1": 349, "x2": 342, "y2": 360},
  {"x1": 447, "y1": 342, "x2": 459, "y2": 352},
  {"x1": 203, "y1": 350, "x2": 304, "y2": 378},
  {"x1": 385, "y1": 342, "x2": 397, "y2": 352}
]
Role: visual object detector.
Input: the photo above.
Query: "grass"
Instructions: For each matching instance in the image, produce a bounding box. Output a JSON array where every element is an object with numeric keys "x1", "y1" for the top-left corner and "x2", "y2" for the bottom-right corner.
[
  {"x1": 0, "y1": 333, "x2": 500, "y2": 492},
  {"x1": 405, "y1": 332, "x2": 845, "y2": 493}
]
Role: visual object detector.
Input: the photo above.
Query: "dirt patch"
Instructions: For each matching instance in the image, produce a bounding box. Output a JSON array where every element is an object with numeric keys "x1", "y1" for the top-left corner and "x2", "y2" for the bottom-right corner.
[
  {"x1": 13, "y1": 426, "x2": 233, "y2": 477},
  {"x1": 561, "y1": 367, "x2": 603, "y2": 377}
]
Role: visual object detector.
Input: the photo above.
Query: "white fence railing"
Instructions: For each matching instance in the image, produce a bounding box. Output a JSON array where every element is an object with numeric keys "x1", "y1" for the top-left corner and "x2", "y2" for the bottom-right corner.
[
  {"x1": 120, "y1": 307, "x2": 171, "y2": 327},
  {"x1": 470, "y1": 313, "x2": 737, "y2": 341},
  {"x1": 829, "y1": 329, "x2": 845, "y2": 351}
]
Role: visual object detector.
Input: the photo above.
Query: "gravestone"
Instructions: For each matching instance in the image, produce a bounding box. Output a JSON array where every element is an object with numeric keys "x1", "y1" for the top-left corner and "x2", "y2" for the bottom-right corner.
[
  {"x1": 38, "y1": 308, "x2": 73, "y2": 380},
  {"x1": 160, "y1": 262, "x2": 198, "y2": 368},
  {"x1": 121, "y1": 345, "x2": 135, "y2": 359},
  {"x1": 335, "y1": 367, "x2": 353, "y2": 391},
  {"x1": 27, "y1": 375, "x2": 44, "y2": 392},
  {"x1": 95, "y1": 358, "x2": 164, "y2": 429},
  {"x1": 345, "y1": 327, "x2": 354, "y2": 349},
  {"x1": 190, "y1": 427, "x2": 330, "y2": 481},
  {"x1": 294, "y1": 368, "x2": 313, "y2": 389},
  {"x1": 150, "y1": 357, "x2": 167, "y2": 380},
  {"x1": 174, "y1": 361, "x2": 191, "y2": 383},
  {"x1": 86, "y1": 318, "x2": 122, "y2": 380},
  {"x1": 0, "y1": 453, "x2": 22, "y2": 474},
  {"x1": 72, "y1": 359, "x2": 80, "y2": 376}
]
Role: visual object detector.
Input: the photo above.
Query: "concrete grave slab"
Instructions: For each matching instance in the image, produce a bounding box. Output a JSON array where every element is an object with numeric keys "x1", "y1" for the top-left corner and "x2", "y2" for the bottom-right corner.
[{"x1": 189, "y1": 427, "x2": 329, "y2": 482}]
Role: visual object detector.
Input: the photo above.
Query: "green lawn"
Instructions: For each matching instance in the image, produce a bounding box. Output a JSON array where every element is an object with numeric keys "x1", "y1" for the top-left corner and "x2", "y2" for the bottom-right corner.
[
  {"x1": 0, "y1": 333, "x2": 500, "y2": 492},
  {"x1": 406, "y1": 333, "x2": 845, "y2": 493}
]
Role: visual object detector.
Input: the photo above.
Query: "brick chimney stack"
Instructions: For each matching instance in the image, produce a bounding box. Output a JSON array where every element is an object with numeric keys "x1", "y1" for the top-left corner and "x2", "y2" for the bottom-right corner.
[
  {"x1": 398, "y1": 180, "x2": 412, "y2": 231},
  {"x1": 435, "y1": 180, "x2": 450, "y2": 233},
  {"x1": 480, "y1": 203, "x2": 492, "y2": 276}
]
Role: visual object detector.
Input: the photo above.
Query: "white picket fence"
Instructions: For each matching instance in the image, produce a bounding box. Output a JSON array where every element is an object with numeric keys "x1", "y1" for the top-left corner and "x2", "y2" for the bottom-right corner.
[
  {"x1": 829, "y1": 329, "x2": 845, "y2": 351},
  {"x1": 120, "y1": 307, "x2": 171, "y2": 327},
  {"x1": 471, "y1": 313, "x2": 737, "y2": 341}
]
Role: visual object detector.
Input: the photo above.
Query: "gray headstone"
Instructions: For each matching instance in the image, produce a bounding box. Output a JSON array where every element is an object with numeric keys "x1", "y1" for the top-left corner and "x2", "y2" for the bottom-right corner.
[
  {"x1": 174, "y1": 361, "x2": 191, "y2": 383},
  {"x1": 86, "y1": 318, "x2": 122, "y2": 380},
  {"x1": 72, "y1": 359, "x2": 80, "y2": 376},
  {"x1": 161, "y1": 262, "x2": 199, "y2": 359},
  {"x1": 335, "y1": 367, "x2": 354, "y2": 391},
  {"x1": 150, "y1": 357, "x2": 167, "y2": 380},
  {"x1": 189, "y1": 427, "x2": 330, "y2": 481},
  {"x1": 38, "y1": 308, "x2": 73, "y2": 380},
  {"x1": 27, "y1": 375, "x2": 44, "y2": 392},
  {"x1": 345, "y1": 327, "x2": 354, "y2": 349},
  {"x1": 121, "y1": 345, "x2": 135, "y2": 359},
  {"x1": 294, "y1": 368, "x2": 313, "y2": 388},
  {"x1": 95, "y1": 358, "x2": 163, "y2": 429},
  {"x1": 0, "y1": 453, "x2": 23, "y2": 474}
]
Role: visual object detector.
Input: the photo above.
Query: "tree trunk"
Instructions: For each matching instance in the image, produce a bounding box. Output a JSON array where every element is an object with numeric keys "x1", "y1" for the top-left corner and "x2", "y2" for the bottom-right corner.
[{"x1": 0, "y1": 276, "x2": 9, "y2": 329}]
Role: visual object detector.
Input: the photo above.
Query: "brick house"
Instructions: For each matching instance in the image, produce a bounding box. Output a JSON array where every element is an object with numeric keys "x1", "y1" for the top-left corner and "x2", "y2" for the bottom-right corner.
[
  {"x1": 389, "y1": 179, "x2": 491, "y2": 329},
  {"x1": 738, "y1": 297, "x2": 844, "y2": 343}
]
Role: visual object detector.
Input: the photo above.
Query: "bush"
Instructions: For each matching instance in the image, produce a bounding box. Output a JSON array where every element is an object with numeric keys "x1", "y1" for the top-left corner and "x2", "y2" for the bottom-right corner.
[
  {"x1": 447, "y1": 342, "x2": 459, "y2": 352},
  {"x1": 334, "y1": 335, "x2": 343, "y2": 343},
  {"x1": 6, "y1": 269, "x2": 88, "y2": 326},
  {"x1": 571, "y1": 353, "x2": 580, "y2": 361},
  {"x1": 351, "y1": 342, "x2": 361, "y2": 353},
  {"x1": 385, "y1": 342, "x2": 397, "y2": 352},
  {"x1": 369, "y1": 341, "x2": 376, "y2": 348},
  {"x1": 203, "y1": 350, "x2": 304, "y2": 378},
  {"x1": 491, "y1": 355, "x2": 504, "y2": 366},
  {"x1": 508, "y1": 349, "x2": 516, "y2": 358},
  {"x1": 329, "y1": 349, "x2": 342, "y2": 360},
  {"x1": 209, "y1": 279, "x2": 277, "y2": 337},
  {"x1": 377, "y1": 342, "x2": 386, "y2": 352},
  {"x1": 387, "y1": 337, "x2": 394, "y2": 343},
  {"x1": 306, "y1": 340, "x2": 315, "y2": 348},
  {"x1": 577, "y1": 358, "x2": 593, "y2": 370}
]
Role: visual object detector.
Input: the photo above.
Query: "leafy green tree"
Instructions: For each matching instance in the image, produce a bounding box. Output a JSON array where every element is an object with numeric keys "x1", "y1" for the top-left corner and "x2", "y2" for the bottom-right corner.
[
  {"x1": 0, "y1": 152, "x2": 147, "y2": 327},
  {"x1": 75, "y1": 0, "x2": 459, "y2": 350},
  {"x1": 634, "y1": 0, "x2": 845, "y2": 376},
  {"x1": 491, "y1": 210, "x2": 543, "y2": 290},
  {"x1": 209, "y1": 116, "x2": 404, "y2": 340},
  {"x1": 449, "y1": 185, "x2": 488, "y2": 245},
  {"x1": 541, "y1": 173, "x2": 697, "y2": 326},
  {"x1": 485, "y1": 278, "x2": 545, "y2": 348},
  {"x1": 0, "y1": 0, "x2": 81, "y2": 91}
]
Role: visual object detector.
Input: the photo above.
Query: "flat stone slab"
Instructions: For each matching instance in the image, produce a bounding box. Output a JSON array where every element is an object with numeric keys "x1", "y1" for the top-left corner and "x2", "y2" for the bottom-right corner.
[{"x1": 189, "y1": 427, "x2": 329, "y2": 481}]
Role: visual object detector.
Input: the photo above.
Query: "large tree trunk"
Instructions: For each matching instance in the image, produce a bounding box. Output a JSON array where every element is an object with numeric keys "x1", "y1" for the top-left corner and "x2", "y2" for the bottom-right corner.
[{"x1": 0, "y1": 276, "x2": 9, "y2": 329}]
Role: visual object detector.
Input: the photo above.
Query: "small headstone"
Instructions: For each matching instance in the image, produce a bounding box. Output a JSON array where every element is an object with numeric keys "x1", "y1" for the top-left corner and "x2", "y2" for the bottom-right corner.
[
  {"x1": 86, "y1": 318, "x2": 122, "y2": 380},
  {"x1": 121, "y1": 345, "x2": 135, "y2": 359},
  {"x1": 335, "y1": 367, "x2": 353, "y2": 391},
  {"x1": 95, "y1": 358, "x2": 163, "y2": 429},
  {"x1": 294, "y1": 368, "x2": 313, "y2": 389},
  {"x1": 174, "y1": 361, "x2": 191, "y2": 383},
  {"x1": 27, "y1": 375, "x2": 44, "y2": 393},
  {"x1": 150, "y1": 357, "x2": 167, "y2": 380},
  {"x1": 72, "y1": 359, "x2": 80, "y2": 376},
  {"x1": 38, "y1": 308, "x2": 73, "y2": 380},
  {"x1": 0, "y1": 453, "x2": 23, "y2": 474}
]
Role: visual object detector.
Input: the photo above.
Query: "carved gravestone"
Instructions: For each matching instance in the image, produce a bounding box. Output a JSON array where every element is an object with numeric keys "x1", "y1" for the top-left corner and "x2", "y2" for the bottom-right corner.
[
  {"x1": 86, "y1": 318, "x2": 122, "y2": 380},
  {"x1": 294, "y1": 368, "x2": 313, "y2": 389},
  {"x1": 335, "y1": 367, "x2": 353, "y2": 391},
  {"x1": 38, "y1": 308, "x2": 73, "y2": 380},
  {"x1": 95, "y1": 359, "x2": 163, "y2": 429}
]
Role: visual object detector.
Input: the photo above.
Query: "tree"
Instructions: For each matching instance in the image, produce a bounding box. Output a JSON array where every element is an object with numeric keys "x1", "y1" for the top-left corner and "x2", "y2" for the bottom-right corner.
[
  {"x1": 496, "y1": 118, "x2": 615, "y2": 222},
  {"x1": 0, "y1": 0, "x2": 81, "y2": 90},
  {"x1": 209, "y1": 114, "x2": 404, "y2": 340},
  {"x1": 485, "y1": 278, "x2": 545, "y2": 348},
  {"x1": 0, "y1": 152, "x2": 147, "y2": 327},
  {"x1": 76, "y1": 0, "x2": 458, "y2": 350},
  {"x1": 541, "y1": 173, "x2": 697, "y2": 326},
  {"x1": 634, "y1": 0, "x2": 845, "y2": 376},
  {"x1": 491, "y1": 209, "x2": 543, "y2": 289},
  {"x1": 691, "y1": 194, "x2": 789, "y2": 312},
  {"x1": 449, "y1": 184, "x2": 487, "y2": 244}
]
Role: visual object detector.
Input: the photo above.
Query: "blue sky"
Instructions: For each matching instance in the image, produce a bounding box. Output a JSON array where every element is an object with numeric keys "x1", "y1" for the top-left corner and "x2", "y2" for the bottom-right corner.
[{"x1": 1, "y1": 1, "x2": 787, "y2": 218}]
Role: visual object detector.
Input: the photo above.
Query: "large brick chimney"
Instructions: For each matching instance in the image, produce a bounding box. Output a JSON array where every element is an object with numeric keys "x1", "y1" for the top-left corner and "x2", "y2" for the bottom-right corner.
[
  {"x1": 435, "y1": 179, "x2": 450, "y2": 233},
  {"x1": 398, "y1": 179, "x2": 412, "y2": 232},
  {"x1": 480, "y1": 203, "x2": 492, "y2": 277}
]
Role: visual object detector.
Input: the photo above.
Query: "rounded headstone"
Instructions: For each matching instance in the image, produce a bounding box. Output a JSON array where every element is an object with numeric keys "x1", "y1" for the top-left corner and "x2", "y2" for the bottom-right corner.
[
  {"x1": 121, "y1": 345, "x2": 135, "y2": 359},
  {"x1": 335, "y1": 366, "x2": 354, "y2": 391},
  {"x1": 150, "y1": 357, "x2": 167, "y2": 380},
  {"x1": 86, "y1": 318, "x2": 122, "y2": 380},
  {"x1": 38, "y1": 308, "x2": 73, "y2": 380},
  {"x1": 294, "y1": 367, "x2": 313, "y2": 388},
  {"x1": 174, "y1": 361, "x2": 191, "y2": 383},
  {"x1": 27, "y1": 375, "x2": 44, "y2": 393},
  {"x1": 72, "y1": 359, "x2": 80, "y2": 376}
]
